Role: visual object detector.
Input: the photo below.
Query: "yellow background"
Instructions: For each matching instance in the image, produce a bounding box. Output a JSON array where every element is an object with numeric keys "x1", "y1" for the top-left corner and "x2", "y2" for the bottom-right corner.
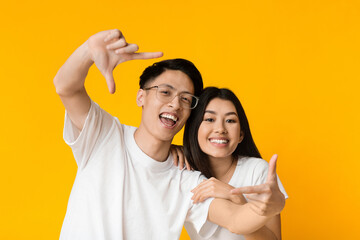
[{"x1": 1, "y1": 0, "x2": 359, "y2": 239}]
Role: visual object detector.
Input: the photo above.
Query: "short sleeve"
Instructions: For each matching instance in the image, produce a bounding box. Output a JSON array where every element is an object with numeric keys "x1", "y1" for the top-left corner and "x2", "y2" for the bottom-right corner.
[
  {"x1": 63, "y1": 100, "x2": 116, "y2": 169},
  {"x1": 252, "y1": 159, "x2": 288, "y2": 199},
  {"x1": 185, "y1": 175, "x2": 219, "y2": 239}
]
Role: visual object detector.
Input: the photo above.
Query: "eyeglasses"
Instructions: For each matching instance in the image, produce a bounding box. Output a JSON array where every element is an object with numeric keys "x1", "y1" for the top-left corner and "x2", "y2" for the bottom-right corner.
[{"x1": 143, "y1": 84, "x2": 199, "y2": 109}]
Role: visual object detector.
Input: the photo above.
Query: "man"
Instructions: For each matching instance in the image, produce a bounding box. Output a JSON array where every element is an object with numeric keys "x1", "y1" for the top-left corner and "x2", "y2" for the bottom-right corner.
[{"x1": 54, "y1": 29, "x2": 285, "y2": 239}]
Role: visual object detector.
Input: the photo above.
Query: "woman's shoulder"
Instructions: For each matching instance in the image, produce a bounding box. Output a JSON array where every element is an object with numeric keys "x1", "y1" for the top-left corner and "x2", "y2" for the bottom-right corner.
[
  {"x1": 237, "y1": 156, "x2": 268, "y2": 170},
  {"x1": 229, "y1": 156, "x2": 269, "y2": 186}
]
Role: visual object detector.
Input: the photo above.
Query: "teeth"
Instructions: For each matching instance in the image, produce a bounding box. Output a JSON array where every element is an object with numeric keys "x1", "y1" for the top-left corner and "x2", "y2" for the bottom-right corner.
[
  {"x1": 160, "y1": 114, "x2": 178, "y2": 122},
  {"x1": 210, "y1": 139, "x2": 229, "y2": 144}
]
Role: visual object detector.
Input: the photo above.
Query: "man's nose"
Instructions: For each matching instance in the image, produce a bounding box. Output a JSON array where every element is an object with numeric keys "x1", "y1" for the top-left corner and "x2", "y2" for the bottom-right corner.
[{"x1": 168, "y1": 95, "x2": 182, "y2": 109}]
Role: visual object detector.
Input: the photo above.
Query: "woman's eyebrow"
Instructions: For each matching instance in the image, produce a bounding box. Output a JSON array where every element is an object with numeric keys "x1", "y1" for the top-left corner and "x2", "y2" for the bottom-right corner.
[
  {"x1": 204, "y1": 110, "x2": 238, "y2": 117},
  {"x1": 225, "y1": 112, "x2": 238, "y2": 116},
  {"x1": 204, "y1": 110, "x2": 216, "y2": 115}
]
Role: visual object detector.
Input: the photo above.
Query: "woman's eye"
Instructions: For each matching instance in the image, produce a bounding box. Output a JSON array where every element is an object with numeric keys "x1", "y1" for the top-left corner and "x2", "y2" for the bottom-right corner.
[
  {"x1": 204, "y1": 118, "x2": 214, "y2": 122},
  {"x1": 226, "y1": 119, "x2": 236, "y2": 123}
]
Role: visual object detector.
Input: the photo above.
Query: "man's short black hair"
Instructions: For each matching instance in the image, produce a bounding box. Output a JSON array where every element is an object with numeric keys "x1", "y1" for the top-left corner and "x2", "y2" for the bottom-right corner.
[{"x1": 139, "y1": 58, "x2": 203, "y2": 97}]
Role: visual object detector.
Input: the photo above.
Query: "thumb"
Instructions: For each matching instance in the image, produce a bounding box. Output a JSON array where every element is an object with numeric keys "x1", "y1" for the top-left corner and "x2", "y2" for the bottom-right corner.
[
  {"x1": 267, "y1": 154, "x2": 278, "y2": 183},
  {"x1": 105, "y1": 71, "x2": 116, "y2": 94}
]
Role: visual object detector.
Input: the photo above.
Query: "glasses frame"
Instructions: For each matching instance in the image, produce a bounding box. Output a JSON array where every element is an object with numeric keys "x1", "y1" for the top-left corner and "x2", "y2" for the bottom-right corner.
[{"x1": 143, "y1": 84, "x2": 199, "y2": 109}]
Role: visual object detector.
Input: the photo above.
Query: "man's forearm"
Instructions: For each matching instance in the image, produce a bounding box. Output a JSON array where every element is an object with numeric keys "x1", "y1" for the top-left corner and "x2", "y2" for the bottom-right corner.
[
  {"x1": 244, "y1": 226, "x2": 278, "y2": 240},
  {"x1": 230, "y1": 203, "x2": 272, "y2": 235},
  {"x1": 209, "y1": 199, "x2": 273, "y2": 235},
  {"x1": 54, "y1": 41, "x2": 93, "y2": 96}
]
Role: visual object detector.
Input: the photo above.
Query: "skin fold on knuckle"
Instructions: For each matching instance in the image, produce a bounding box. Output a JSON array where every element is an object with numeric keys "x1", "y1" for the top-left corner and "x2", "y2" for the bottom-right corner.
[{"x1": 114, "y1": 29, "x2": 121, "y2": 35}]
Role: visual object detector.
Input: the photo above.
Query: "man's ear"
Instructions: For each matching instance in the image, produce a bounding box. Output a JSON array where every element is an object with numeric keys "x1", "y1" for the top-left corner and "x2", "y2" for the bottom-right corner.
[
  {"x1": 239, "y1": 131, "x2": 245, "y2": 143},
  {"x1": 136, "y1": 89, "x2": 145, "y2": 107}
]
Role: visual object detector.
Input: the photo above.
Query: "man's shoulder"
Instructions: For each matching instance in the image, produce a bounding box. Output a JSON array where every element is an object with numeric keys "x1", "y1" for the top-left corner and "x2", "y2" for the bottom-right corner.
[
  {"x1": 122, "y1": 124, "x2": 137, "y2": 134},
  {"x1": 169, "y1": 166, "x2": 205, "y2": 190}
]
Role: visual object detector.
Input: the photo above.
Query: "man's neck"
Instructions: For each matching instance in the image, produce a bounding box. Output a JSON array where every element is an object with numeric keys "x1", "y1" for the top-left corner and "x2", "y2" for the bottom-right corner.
[{"x1": 133, "y1": 128, "x2": 172, "y2": 162}]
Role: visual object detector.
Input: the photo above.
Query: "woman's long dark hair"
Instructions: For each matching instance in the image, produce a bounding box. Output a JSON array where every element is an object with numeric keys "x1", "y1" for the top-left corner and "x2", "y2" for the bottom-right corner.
[{"x1": 183, "y1": 87, "x2": 261, "y2": 178}]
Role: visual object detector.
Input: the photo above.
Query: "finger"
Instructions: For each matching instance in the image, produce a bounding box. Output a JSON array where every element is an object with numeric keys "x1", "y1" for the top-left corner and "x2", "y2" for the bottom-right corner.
[
  {"x1": 191, "y1": 179, "x2": 209, "y2": 193},
  {"x1": 193, "y1": 185, "x2": 232, "y2": 203},
  {"x1": 230, "y1": 193, "x2": 247, "y2": 205},
  {"x1": 106, "y1": 38, "x2": 127, "y2": 50},
  {"x1": 192, "y1": 189, "x2": 213, "y2": 203},
  {"x1": 191, "y1": 178, "x2": 215, "y2": 194},
  {"x1": 198, "y1": 191, "x2": 213, "y2": 203},
  {"x1": 250, "y1": 200, "x2": 271, "y2": 216},
  {"x1": 267, "y1": 154, "x2": 278, "y2": 183},
  {"x1": 104, "y1": 29, "x2": 122, "y2": 42},
  {"x1": 178, "y1": 152, "x2": 184, "y2": 170},
  {"x1": 248, "y1": 201, "x2": 267, "y2": 216},
  {"x1": 104, "y1": 71, "x2": 116, "y2": 94},
  {"x1": 131, "y1": 51, "x2": 163, "y2": 60},
  {"x1": 171, "y1": 148, "x2": 178, "y2": 166},
  {"x1": 176, "y1": 147, "x2": 185, "y2": 170},
  {"x1": 244, "y1": 193, "x2": 263, "y2": 202},
  {"x1": 231, "y1": 184, "x2": 267, "y2": 195},
  {"x1": 115, "y1": 43, "x2": 139, "y2": 54},
  {"x1": 191, "y1": 178, "x2": 221, "y2": 196},
  {"x1": 185, "y1": 158, "x2": 191, "y2": 171},
  {"x1": 238, "y1": 194, "x2": 248, "y2": 204}
]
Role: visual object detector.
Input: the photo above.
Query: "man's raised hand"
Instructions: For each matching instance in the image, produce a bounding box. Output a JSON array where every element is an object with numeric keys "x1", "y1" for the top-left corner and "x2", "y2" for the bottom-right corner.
[
  {"x1": 87, "y1": 29, "x2": 163, "y2": 94},
  {"x1": 230, "y1": 154, "x2": 285, "y2": 216}
]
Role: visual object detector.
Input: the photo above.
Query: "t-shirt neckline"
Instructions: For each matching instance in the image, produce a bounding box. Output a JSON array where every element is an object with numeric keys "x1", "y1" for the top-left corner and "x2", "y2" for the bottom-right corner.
[{"x1": 125, "y1": 126, "x2": 173, "y2": 172}]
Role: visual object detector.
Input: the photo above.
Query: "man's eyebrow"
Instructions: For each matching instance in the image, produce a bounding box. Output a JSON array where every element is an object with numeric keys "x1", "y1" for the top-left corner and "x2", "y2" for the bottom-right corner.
[
  {"x1": 161, "y1": 84, "x2": 175, "y2": 89},
  {"x1": 161, "y1": 84, "x2": 193, "y2": 94}
]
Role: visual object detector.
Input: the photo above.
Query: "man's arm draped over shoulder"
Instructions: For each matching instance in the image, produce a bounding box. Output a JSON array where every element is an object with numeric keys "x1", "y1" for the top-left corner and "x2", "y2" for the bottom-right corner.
[{"x1": 53, "y1": 29, "x2": 163, "y2": 130}]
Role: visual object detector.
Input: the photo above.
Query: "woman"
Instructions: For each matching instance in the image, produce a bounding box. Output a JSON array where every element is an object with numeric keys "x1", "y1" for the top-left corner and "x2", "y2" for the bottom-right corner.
[{"x1": 173, "y1": 87, "x2": 288, "y2": 239}]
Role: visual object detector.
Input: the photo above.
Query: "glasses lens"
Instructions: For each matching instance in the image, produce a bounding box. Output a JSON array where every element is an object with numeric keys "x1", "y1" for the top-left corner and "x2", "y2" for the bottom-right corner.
[
  {"x1": 179, "y1": 93, "x2": 197, "y2": 109},
  {"x1": 190, "y1": 96, "x2": 198, "y2": 109},
  {"x1": 156, "y1": 85, "x2": 198, "y2": 109},
  {"x1": 156, "y1": 85, "x2": 174, "y2": 102}
]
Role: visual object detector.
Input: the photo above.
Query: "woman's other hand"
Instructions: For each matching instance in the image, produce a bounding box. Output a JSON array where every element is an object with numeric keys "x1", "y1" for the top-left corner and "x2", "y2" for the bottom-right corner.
[
  {"x1": 170, "y1": 144, "x2": 192, "y2": 170},
  {"x1": 191, "y1": 177, "x2": 247, "y2": 204}
]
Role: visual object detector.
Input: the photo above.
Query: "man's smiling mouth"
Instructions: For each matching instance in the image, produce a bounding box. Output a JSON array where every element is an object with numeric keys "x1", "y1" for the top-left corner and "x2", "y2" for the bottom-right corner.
[{"x1": 159, "y1": 113, "x2": 178, "y2": 127}]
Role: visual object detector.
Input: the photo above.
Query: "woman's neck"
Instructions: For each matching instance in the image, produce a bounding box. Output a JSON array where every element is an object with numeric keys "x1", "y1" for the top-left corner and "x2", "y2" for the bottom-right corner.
[{"x1": 209, "y1": 156, "x2": 236, "y2": 183}]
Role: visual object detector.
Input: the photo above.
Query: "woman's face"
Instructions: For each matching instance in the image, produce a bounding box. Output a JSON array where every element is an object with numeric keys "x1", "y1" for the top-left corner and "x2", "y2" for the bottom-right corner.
[{"x1": 197, "y1": 98, "x2": 244, "y2": 159}]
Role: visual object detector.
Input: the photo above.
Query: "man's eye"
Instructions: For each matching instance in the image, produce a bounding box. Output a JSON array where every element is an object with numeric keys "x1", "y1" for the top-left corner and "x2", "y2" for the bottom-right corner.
[
  {"x1": 181, "y1": 96, "x2": 191, "y2": 104},
  {"x1": 160, "y1": 90, "x2": 170, "y2": 95}
]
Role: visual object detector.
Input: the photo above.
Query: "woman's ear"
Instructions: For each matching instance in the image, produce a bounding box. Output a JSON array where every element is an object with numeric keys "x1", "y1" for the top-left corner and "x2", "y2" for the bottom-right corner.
[
  {"x1": 239, "y1": 131, "x2": 245, "y2": 143},
  {"x1": 136, "y1": 89, "x2": 145, "y2": 107}
]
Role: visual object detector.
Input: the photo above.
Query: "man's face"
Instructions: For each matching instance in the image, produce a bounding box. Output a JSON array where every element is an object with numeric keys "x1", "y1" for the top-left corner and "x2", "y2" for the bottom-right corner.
[{"x1": 137, "y1": 70, "x2": 195, "y2": 142}]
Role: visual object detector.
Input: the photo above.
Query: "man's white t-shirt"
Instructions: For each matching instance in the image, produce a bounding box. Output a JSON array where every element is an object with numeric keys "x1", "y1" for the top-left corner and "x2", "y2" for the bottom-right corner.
[
  {"x1": 185, "y1": 157, "x2": 288, "y2": 240},
  {"x1": 59, "y1": 100, "x2": 216, "y2": 240}
]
